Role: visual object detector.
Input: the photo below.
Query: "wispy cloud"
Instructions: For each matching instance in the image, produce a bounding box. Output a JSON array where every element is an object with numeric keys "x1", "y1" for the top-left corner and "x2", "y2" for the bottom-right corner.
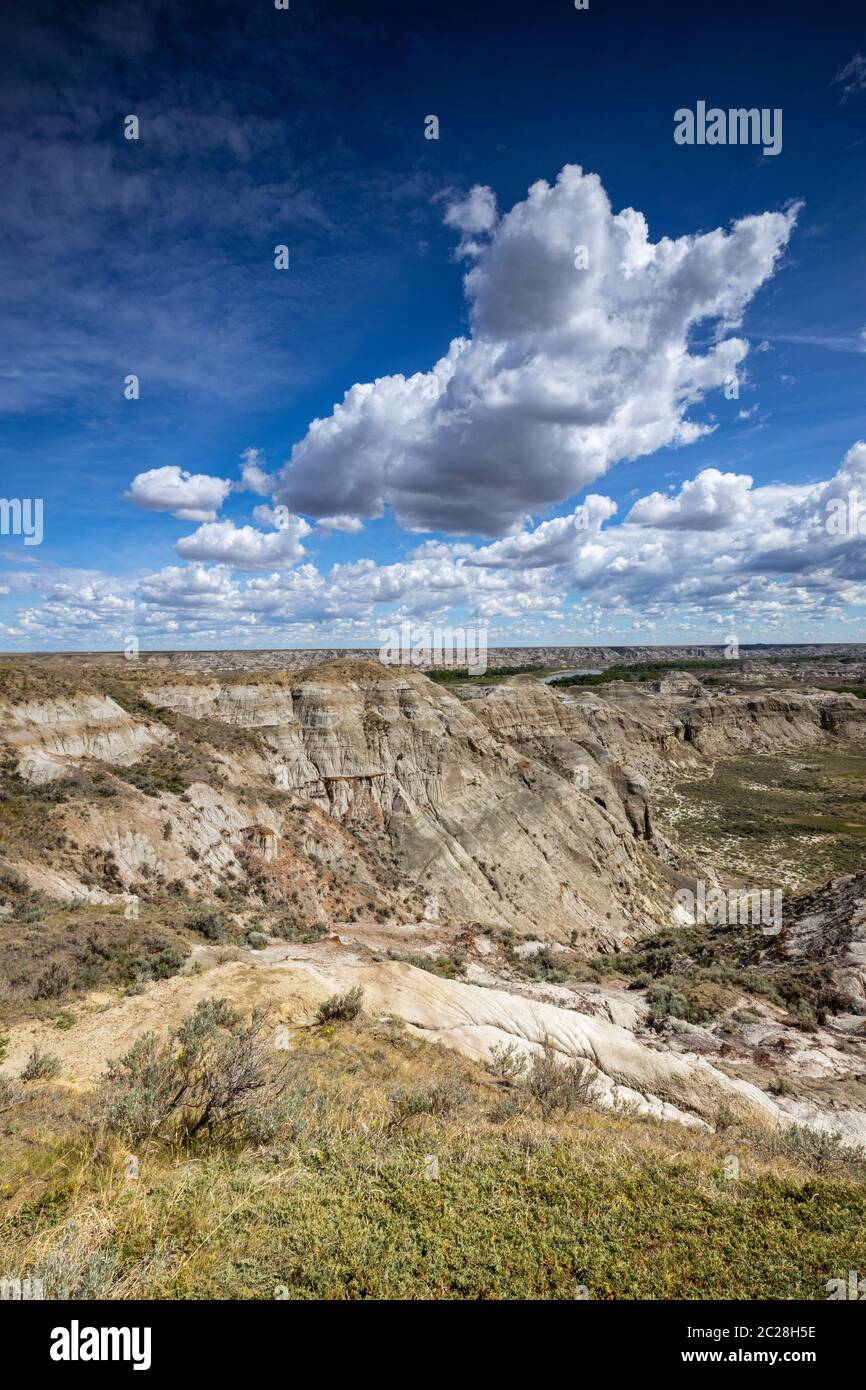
[{"x1": 832, "y1": 52, "x2": 866, "y2": 102}]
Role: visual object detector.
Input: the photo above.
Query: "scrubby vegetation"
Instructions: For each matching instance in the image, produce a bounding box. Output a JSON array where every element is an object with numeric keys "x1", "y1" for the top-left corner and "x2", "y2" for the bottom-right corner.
[
  {"x1": 315, "y1": 985, "x2": 364, "y2": 1024},
  {"x1": 2, "y1": 1010, "x2": 866, "y2": 1300},
  {"x1": 387, "y1": 949, "x2": 467, "y2": 979},
  {"x1": 20, "y1": 1046, "x2": 61, "y2": 1082},
  {"x1": 428, "y1": 664, "x2": 549, "y2": 683},
  {"x1": 594, "y1": 916, "x2": 848, "y2": 1031},
  {"x1": 0, "y1": 889, "x2": 372, "y2": 1034},
  {"x1": 654, "y1": 750, "x2": 866, "y2": 891},
  {"x1": 508, "y1": 943, "x2": 598, "y2": 985},
  {"x1": 491, "y1": 1038, "x2": 600, "y2": 1118},
  {"x1": 547, "y1": 652, "x2": 863, "y2": 690},
  {"x1": 185, "y1": 908, "x2": 229, "y2": 943},
  {"x1": 389, "y1": 1074, "x2": 469, "y2": 1126},
  {"x1": 548, "y1": 657, "x2": 743, "y2": 687},
  {"x1": 93, "y1": 999, "x2": 288, "y2": 1146},
  {"x1": 0, "y1": 903, "x2": 193, "y2": 1029}
]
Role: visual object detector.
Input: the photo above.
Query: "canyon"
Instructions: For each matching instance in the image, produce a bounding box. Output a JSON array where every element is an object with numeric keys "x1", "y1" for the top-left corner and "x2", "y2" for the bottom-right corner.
[{"x1": 1, "y1": 651, "x2": 866, "y2": 1141}]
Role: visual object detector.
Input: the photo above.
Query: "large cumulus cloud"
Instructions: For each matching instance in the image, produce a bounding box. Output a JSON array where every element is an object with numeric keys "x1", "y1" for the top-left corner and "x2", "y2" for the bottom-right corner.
[{"x1": 276, "y1": 165, "x2": 798, "y2": 536}]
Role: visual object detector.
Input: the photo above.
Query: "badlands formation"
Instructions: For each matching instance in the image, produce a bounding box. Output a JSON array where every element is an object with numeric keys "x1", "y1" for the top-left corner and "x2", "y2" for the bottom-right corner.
[{"x1": 2, "y1": 653, "x2": 866, "y2": 1142}]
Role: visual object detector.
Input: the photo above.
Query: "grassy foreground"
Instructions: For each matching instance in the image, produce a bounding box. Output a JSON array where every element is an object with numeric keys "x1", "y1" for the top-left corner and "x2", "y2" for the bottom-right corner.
[{"x1": 2, "y1": 1016, "x2": 866, "y2": 1300}]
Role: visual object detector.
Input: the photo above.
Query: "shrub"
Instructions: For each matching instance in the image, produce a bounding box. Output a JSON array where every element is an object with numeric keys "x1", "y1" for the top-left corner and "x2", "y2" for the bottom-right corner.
[
  {"x1": 387, "y1": 950, "x2": 466, "y2": 979},
  {"x1": 315, "y1": 985, "x2": 364, "y2": 1024},
  {"x1": 647, "y1": 983, "x2": 702, "y2": 1024},
  {"x1": 520, "y1": 1039, "x2": 599, "y2": 1118},
  {"x1": 272, "y1": 917, "x2": 326, "y2": 944},
  {"x1": 516, "y1": 944, "x2": 563, "y2": 981},
  {"x1": 127, "y1": 946, "x2": 184, "y2": 985},
  {"x1": 20, "y1": 1047, "x2": 61, "y2": 1082},
  {"x1": 30, "y1": 1220, "x2": 116, "y2": 1299},
  {"x1": 34, "y1": 960, "x2": 72, "y2": 1000},
  {"x1": 0, "y1": 1072, "x2": 19, "y2": 1111},
  {"x1": 767, "y1": 1074, "x2": 795, "y2": 1097},
  {"x1": 186, "y1": 909, "x2": 228, "y2": 943},
  {"x1": 390, "y1": 1075, "x2": 468, "y2": 1127},
  {"x1": 750, "y1": 1123, "x2": 866, "y2": 1182},
  {"x1": 490, "y1": 1041, "x2": 528, "y2": 1083},
  {"x1": 246, "y1": 932, "x2": 268, "y2": 950},
  {"x1": 95, "y1": 1033, "x2": 181, "y2": 1141},
  {"x1": 94, "y1": 997, "x2": 288, "y2": 1147}
]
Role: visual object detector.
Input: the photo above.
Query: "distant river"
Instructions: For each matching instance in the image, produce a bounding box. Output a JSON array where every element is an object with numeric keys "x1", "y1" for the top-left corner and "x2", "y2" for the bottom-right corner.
[{"x1": 542, "y1": 668, "x2": 602, "y2": 684}]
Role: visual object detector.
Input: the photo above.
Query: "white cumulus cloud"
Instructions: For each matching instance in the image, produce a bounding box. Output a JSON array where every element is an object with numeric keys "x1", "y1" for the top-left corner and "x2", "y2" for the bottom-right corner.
[
  {"x1": 276, "y1": 165, "x2": 799, "y2": 536},
  {"x1": 175, "y1": 516, "x2": 311, "y2": 570},
  {"x1": 125, "y1": 465, "x2": 231, "y2": 521},
  {"x1": 237, "y1": 447, "x2": 274, "y2": 495},
  {"x1": 11, "y1": 441, "x2": 866, "y2": 648},
  {"x1": 316, "y1": 514, "x2": 365, "y2": 534},
  {"x1": 625, "y1": 469, "x2": 756, "y2": 530}
]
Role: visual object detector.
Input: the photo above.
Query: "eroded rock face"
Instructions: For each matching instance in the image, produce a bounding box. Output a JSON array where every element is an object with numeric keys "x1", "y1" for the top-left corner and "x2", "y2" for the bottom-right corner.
[
  {"x1": 135, "y1": 668, "x2": 666, "y2": 943},
  {"x1": 1, "y1": 693, "x2": 170, "y2": 784},
  {"x1": 530, "y1": 681, "x2": 866, "y2": 777},
  {"x1": 769, "y1": 873, "x2": 866, "y2": 1016},
  {"x1": 242, "y1": 826, "x2": 280, "y2": 863},
  {"x1": 2, "y1": 663, "x2": 863, "y2": 946},
  {"x1": 1, "y1": 659, "x2": 865, "y2": 1142}
]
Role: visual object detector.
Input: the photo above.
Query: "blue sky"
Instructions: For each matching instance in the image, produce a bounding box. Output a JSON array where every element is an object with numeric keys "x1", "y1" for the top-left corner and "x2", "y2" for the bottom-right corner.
[{"x1": 1, "y1": 0, "x2": 865, "y2": 650}]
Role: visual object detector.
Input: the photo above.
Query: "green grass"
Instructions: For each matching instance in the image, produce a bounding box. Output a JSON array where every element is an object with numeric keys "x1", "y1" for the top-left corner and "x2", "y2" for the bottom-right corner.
[
  {"x1": 654, "y1": 748, "x2": 866, "y2": 891},
  {"x1": 30, "y1": 1140, "x2": 864, "y2": 1300},
  {"x1": 5, "y1": 1113, "x2": 865, "y2": 1301}
]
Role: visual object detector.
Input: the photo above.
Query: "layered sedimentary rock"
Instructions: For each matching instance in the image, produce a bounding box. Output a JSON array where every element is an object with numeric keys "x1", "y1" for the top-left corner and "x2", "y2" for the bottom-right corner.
[
  {"x1": 137, "y1": 667, "x2": 659, "y2": 943},
  {"x1": 2, "y1": 662, "x2": 863, "y2": 940},
  {"x1": 2, "y1": 659, "x2": 866, "y2": 1140},
  {"x1": 0, "y1": 693, "x2": 169, "y2": 784}
]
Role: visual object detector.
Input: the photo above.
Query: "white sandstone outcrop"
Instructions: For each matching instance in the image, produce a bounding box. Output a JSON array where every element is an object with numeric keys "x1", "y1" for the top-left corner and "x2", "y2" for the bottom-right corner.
[{"x1": 0, "y1": 952, "x2": 783, "y2": 1133}]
